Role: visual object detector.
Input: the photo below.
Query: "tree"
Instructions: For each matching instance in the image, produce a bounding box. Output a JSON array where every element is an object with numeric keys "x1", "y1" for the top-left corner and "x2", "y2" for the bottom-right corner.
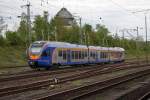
[
  {"x1": 63, "y1": 25, "x2": 80, "y2": 43},
  {"x1": 33, "y1": 14, "x2": 50, "y2": 41},
  {"x1": 5, "y1": 31, "x2": 22, "y2": 45},
  {"x1": 95, "y1": 24, "x2": 109, "y2": 46},
  {"x1": 17, "y1": 20, "x2": 28, "y2": 44},
  {"x1": 51, "y1": 17, "x2": 66, "y2": 41},
  {"x1": 0, "y1": 35, "x2": 7, "y2": 46},
  {"x1": 83, "y1": 24, "x2": 93, "y2": 45},
  {"x1": 0, "y1": 17, "x2": 7, "y2": 35}
]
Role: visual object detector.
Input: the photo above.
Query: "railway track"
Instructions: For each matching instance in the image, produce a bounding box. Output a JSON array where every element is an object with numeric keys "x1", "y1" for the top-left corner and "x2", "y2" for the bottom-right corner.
[
  {"x1": 0, "y1": 63, "x2": 127, "y2": 96},
  {"x1": 33, "y1": 65, "x2": 150, "y2": 100},
  {"x1": 0, "y1": 62, "x2": 149, "y2": 98},
  {"x1": 0, "y1": 60, "x2": 145, "y2": 83},
  {"x1": 0, "y1": 62, "x2": 130, "y2": 83},
  {"x1": 0, "y1": 61, "x2": 141, "y2": 85},
  {"x1": 139, "y1": 91, "x2": 150, "y2": 100},
  {"x1": 116, "y1": 80, "x2": 150, "y2": 100},
  {"x1": 0, "y1": 57, "x2": 144, "y2": 76}
]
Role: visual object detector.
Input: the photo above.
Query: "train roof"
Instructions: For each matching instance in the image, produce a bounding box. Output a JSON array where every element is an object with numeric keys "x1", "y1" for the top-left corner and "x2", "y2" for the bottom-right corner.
[
  {"x1": 33, "y1": 41, "x2": 125, "y2": 51},
  {"x1": 33, "y1": 41, "x2": 87, "y2": 48},
  {"x1": 89, "y1": 46, "x2": 125, "y2": 51}
]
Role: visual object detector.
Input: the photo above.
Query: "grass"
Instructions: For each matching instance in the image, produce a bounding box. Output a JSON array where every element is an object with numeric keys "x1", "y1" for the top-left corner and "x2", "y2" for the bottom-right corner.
[
  {"x1": 0, "y1": 46, "x2": 27, "y2": 68},
  {"x1": 126, "y1": 50, "x2": 149, "y2": 59}
]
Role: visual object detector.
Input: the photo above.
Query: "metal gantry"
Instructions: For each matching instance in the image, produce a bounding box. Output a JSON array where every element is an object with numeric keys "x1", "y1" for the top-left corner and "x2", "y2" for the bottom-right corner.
[{"x1": 132, "y1": 9, "x2": 150, "y2": 63}]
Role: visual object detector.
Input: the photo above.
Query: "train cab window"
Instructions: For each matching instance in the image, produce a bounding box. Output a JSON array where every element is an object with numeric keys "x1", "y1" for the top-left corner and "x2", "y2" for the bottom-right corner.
[
  {"x1": 42, "y1": 50, "x2": 51, "y2": 57},
  {"x1": 42, "y1": 51, "x2": 47, "y2": 56}
]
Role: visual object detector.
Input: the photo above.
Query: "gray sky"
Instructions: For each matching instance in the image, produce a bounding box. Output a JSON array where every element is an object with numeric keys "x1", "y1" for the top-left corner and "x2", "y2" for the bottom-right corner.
[{"x1": 1, "y1": 0, "x2": 150, "y2": 39}]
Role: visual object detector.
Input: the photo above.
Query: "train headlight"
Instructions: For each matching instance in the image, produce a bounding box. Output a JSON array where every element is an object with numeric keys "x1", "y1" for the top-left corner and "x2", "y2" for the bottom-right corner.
[{"x1": 30, "y1": 55, "x2": 39, "y2": 60}]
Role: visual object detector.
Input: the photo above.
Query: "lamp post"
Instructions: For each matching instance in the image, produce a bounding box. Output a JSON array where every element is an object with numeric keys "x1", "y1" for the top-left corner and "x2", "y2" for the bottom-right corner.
[{"x1": 144, "y1": 15, "x2": 148, "y2": 63}]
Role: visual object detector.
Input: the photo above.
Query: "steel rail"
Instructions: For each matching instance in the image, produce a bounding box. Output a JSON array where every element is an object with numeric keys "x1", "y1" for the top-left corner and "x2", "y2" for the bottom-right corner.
[
  {"x1": 0, "y1": 63, "x2": 144, "y2": 97},
  {"x1": 34, "y1": 66, "x2": 150, "y2": 100},
  {"x1": 116, "y1": 82, "x2": 150, "y2": 100}
]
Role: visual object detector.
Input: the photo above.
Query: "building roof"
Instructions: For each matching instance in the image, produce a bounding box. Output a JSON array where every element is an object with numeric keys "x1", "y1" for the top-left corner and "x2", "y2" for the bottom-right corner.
[
  {"x1": 55, "y1": 8, "x2": 75, "y2": 26},
  {"x1": 56, "y1": 8, "x2": 74, "y2": 19}
]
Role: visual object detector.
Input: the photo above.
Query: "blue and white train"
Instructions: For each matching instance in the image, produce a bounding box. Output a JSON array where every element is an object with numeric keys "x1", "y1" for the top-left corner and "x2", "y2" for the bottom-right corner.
[{"x1": 28, "y1": 41, "x2": 125, "y2": 69}]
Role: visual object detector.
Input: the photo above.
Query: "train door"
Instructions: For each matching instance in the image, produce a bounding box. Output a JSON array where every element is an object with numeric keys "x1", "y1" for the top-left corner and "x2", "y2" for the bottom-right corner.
[
  {"x1": 40, "y1": 48, "x2": 51, "y2": 67},
  {"x1": 57, "y1": 49, "x2": 67, "y2": 65}
]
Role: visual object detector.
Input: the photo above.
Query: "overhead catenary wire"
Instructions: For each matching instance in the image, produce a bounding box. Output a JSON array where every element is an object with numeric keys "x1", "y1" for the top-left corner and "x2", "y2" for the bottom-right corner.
[
  {"x1": 0, "y1": 3, "x2": 21, "y2": 11},
  {"x1": 107, "y1": 0, "x2": 143, "y2": 20}
]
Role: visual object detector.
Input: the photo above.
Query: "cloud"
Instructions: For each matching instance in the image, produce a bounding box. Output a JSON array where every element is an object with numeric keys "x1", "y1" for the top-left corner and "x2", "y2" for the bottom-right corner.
[{"x1": 1, "y1": 0, "x2": 150, "y2": 39}]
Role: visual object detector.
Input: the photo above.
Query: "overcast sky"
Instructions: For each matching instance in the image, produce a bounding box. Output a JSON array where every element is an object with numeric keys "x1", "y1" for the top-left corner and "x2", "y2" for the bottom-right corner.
[{"x1": 1, "y1": 0, "x2": 150, "y2": 39}]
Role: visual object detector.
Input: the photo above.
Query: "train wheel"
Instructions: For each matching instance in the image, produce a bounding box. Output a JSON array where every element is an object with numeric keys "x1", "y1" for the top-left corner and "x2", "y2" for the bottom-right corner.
[
  {"x1": 30, "y1": 65, "x2": 36, "y2": 69},
  {"x1": 45, "y1": 67, "x2": 50, "y2": 70},
  {"x1": 51, "y1": 64, "x2": 59, "y2": 69}
]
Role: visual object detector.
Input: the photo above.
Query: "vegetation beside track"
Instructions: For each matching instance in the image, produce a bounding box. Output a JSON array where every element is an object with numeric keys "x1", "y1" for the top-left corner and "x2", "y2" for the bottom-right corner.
[{"x1": 0, "y1": 46, "x2": 27, "y2": 68}]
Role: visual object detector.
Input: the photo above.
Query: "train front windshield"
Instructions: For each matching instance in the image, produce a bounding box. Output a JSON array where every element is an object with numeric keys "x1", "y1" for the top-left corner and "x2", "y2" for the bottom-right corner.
[{"x1": 29, "y1": 43, "x2": 45, "y2": 59}]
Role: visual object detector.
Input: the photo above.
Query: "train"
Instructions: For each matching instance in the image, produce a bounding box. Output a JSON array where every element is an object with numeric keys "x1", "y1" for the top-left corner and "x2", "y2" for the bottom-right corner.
[{"x1": 28, "y1": 41, "x2": 125, "y2": 70}]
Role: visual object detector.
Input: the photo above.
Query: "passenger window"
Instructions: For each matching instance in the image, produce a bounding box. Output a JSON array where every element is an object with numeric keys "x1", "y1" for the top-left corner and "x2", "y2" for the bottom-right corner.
[
  {"x1": 93, "y1": 52, "x2": 96, "y2": 59},
  {"x1": 82, "y1": 51, "x2": 84, "y2": 59},
  {"x1": 104, "y1": 53, "x2": 106, "y2": 58},
  {"x1": 79, "y1": 51, "x2": 81, "y2": 59},
  {"x1": 63, "y1": 51, "x2": 67, "y2": 60},
  {"x1": 90, "y1": 52, "x2": 92, "y2": 57},
  {"x1": 72, "y1": 51, "x2": 74, "y2": 59},
  {"x1": 75, "y1": 51, "x2": 78, "y2": 59},
  {"x1": 59, "y1": 50, "x2": 62, "y2": 57},
  {"x1": 100, "y1": 52, "x2": 104, "y2": 58},
  {"x1": 84, "y1": 51, "x2": 87, "y2": 57},
  {"x1": 99, "y1": 51, "x2": 101, "y2": 58}
]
